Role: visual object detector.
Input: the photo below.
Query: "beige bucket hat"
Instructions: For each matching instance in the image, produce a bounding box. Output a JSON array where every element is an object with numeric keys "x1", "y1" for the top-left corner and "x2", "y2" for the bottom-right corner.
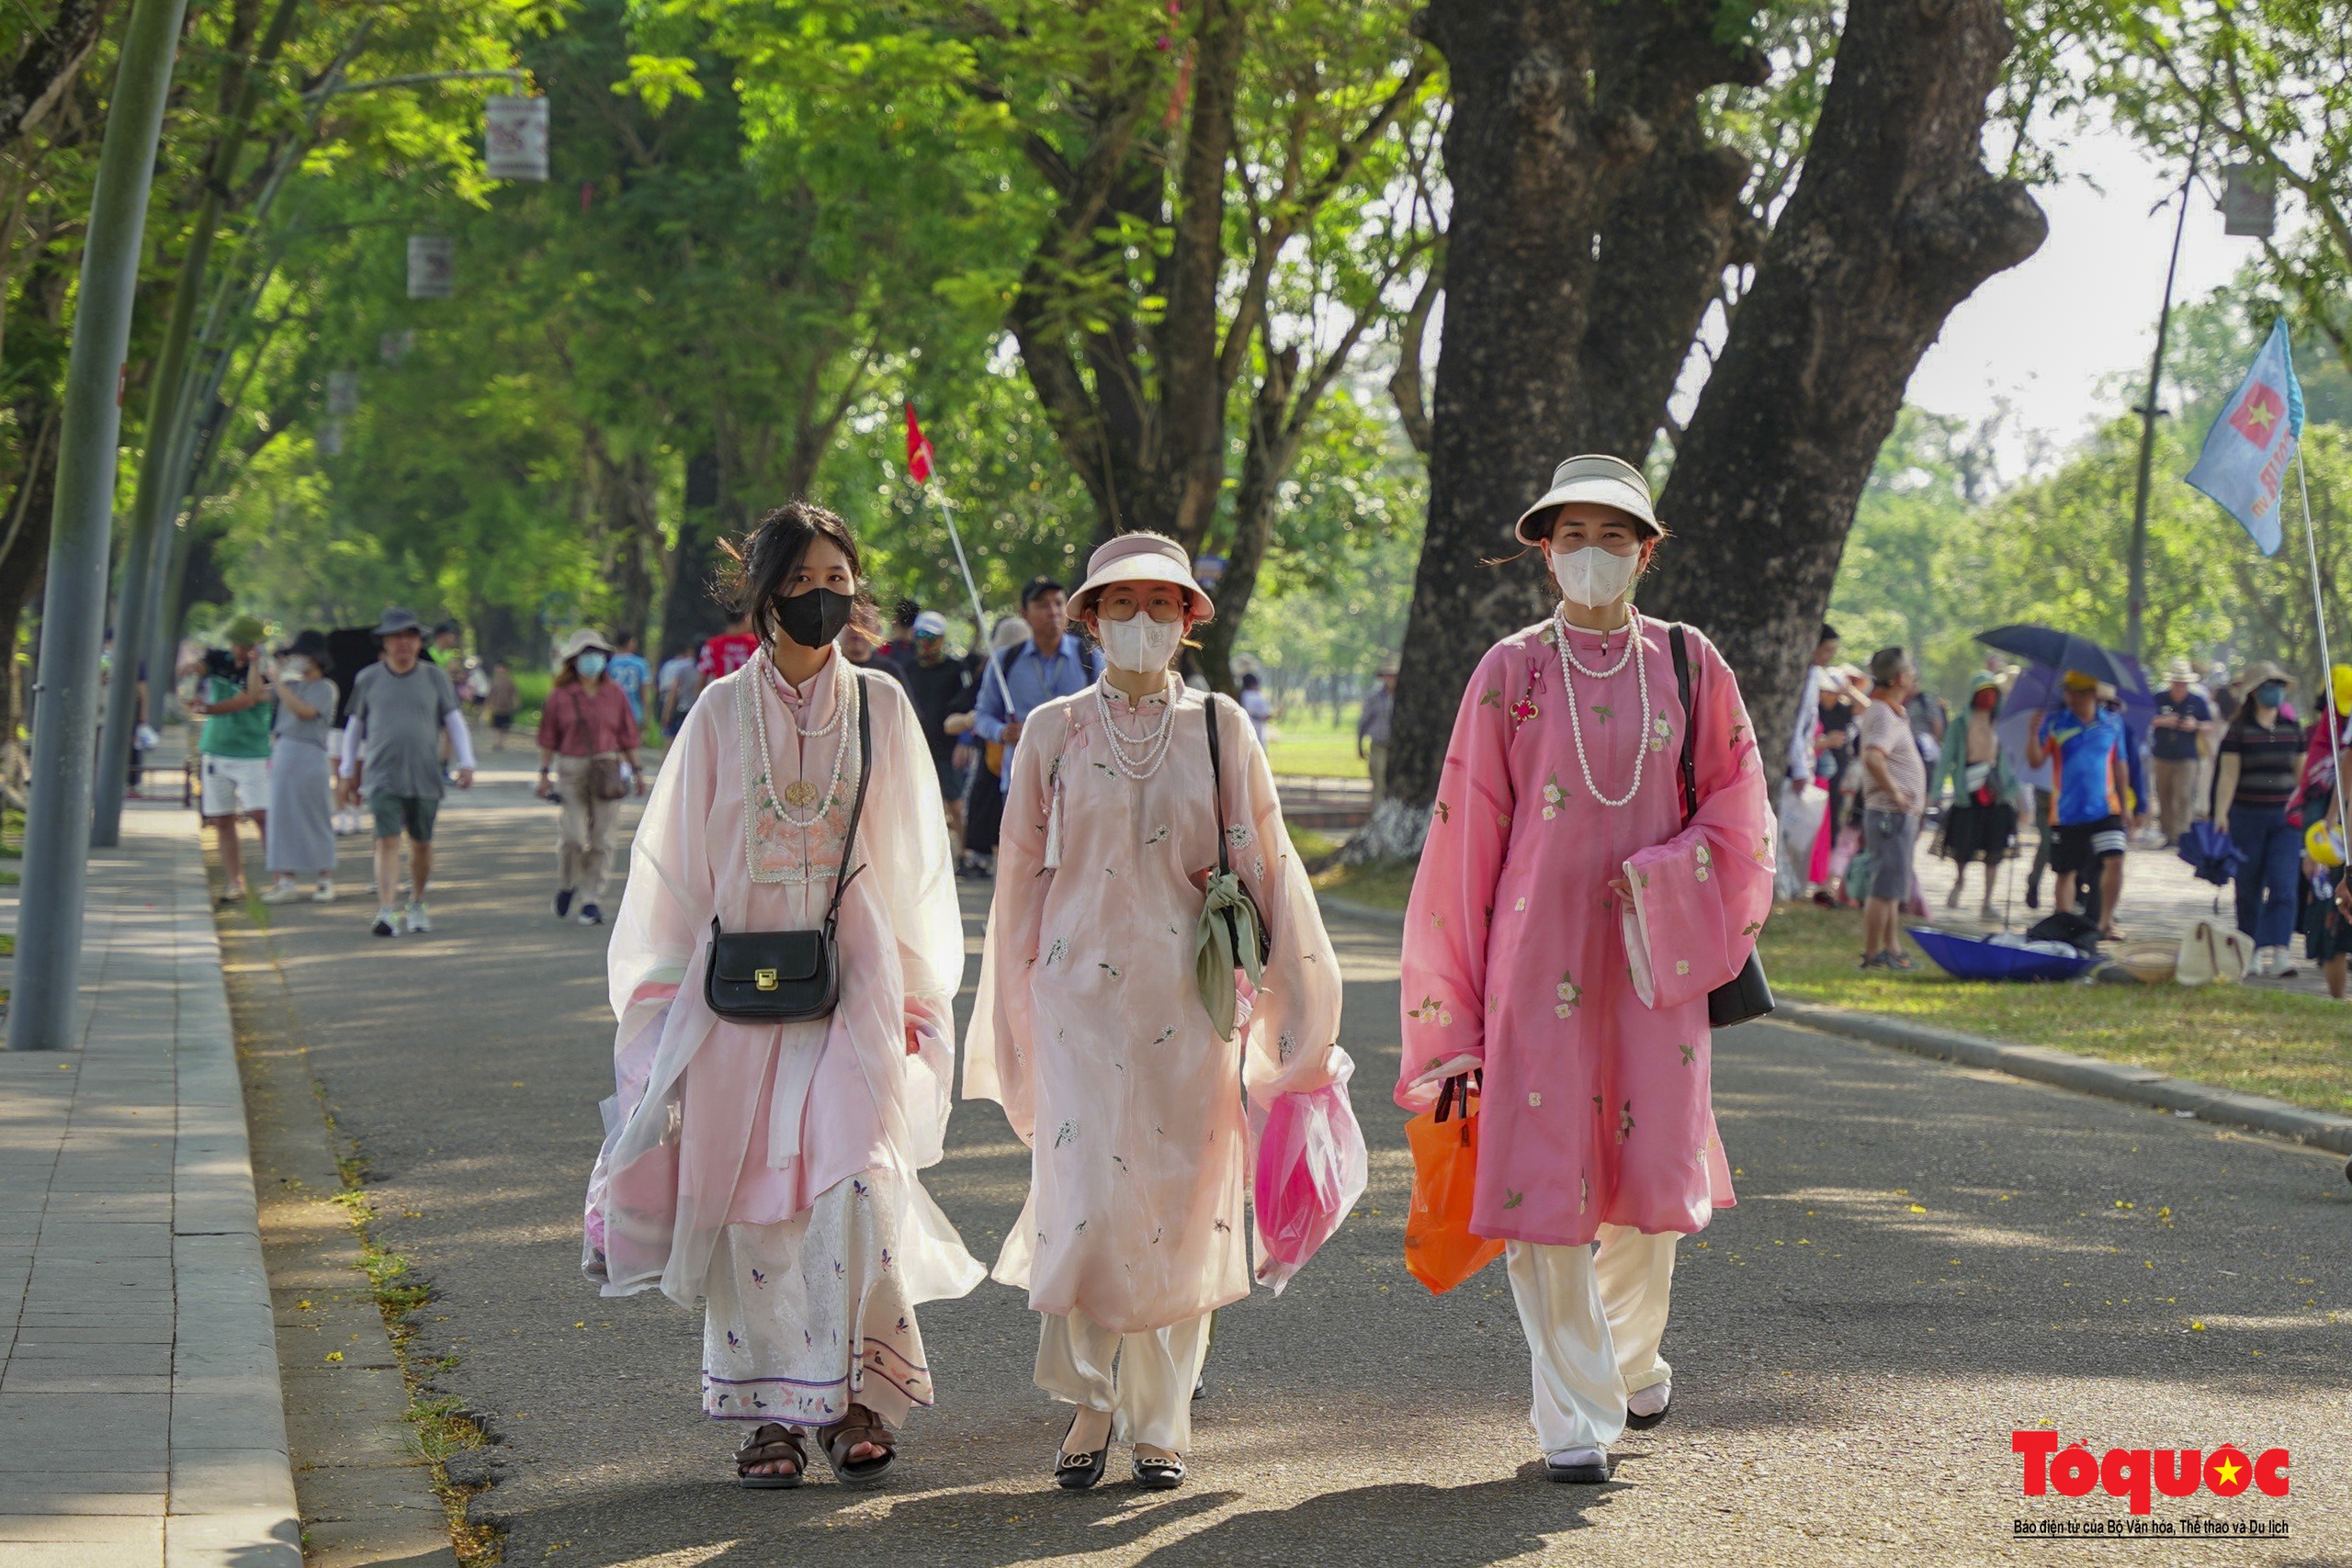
[
  {"x1": 557, "y1": 627, "x2": 614, "y2": 665},
  {"x1": 2160, "y1": 655, "x2": 2199, "y2": 684},
  {"x1": 1511, "y1": 454, "x2": 1662, "y2": 545},
  {"x1": 2236, "y1": 659, "x2": 2294, "y2": 691},
  {"x1": 1066, "y1": 533, "x2": 1215, "y2": 623}
]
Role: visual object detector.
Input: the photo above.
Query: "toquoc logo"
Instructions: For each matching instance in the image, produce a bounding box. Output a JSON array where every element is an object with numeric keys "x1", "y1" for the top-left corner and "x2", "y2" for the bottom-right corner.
[{"x1": 2013, "y1": 1431, "x2": 2290, "y2": 1517}]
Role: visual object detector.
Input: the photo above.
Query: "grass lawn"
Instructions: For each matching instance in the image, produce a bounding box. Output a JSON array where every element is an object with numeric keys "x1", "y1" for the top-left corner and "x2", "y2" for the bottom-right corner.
[
  {"x1": 1314, "y1": 859, "x2": 2352, "y2": 1116},
  {"x1": 1265, "y1": 703, "x2": 1366, "y2": 780}
]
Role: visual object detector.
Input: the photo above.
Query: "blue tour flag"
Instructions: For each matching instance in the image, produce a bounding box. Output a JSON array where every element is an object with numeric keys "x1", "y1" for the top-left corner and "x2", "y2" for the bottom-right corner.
[{"x1": 2185, "y1": 319, "x2": 2304, "y2": 557}]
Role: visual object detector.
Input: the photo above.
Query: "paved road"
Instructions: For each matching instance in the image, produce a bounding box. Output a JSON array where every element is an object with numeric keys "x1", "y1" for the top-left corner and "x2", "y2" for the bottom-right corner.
[{"x1": 240, "y1": 766, "x2": 2352, "y2": 1567}]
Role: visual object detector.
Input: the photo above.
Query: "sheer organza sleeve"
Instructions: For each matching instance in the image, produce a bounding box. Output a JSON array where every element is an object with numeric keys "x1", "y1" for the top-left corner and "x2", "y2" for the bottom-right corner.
[
  {"x1": 1216, "y1": 694, "x2": 1344, "y2": 1106},
  {"x1": 1622, "y1": 631, "x2": 1775, "y2": 1010},
  {"x1": 607, "y1": 693, "x2": 719, "y2": 1037},
  {"x1": 1395, "y1": 643, "x2": 1515, "y2": 1110},
  {"x1": 961, "y1": 702, "x2": 1063, "y2": 1147},
  {"x1": 862, "y1": 674, "x2": 965, "y2": 1167}
]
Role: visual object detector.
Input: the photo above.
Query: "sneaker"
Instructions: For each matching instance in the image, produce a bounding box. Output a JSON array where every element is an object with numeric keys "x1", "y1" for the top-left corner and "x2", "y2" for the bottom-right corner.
[
  {"x1": 2252, "y1": 946, "x2": 2274, "y2": 976},
  {"x1": 576, "y1": 903, "x2": 603, "y2": 927},
  {"x1": 258, "y1": 883, "x2": 308, "y2": 905},
  {"x1": 555, "y1": 887, "x2": 574, "y2": 919},
  {"x1": 403, "y1": 901, "x2": 432, "y2": 934},
  {"x1": 372, "y1": 908, "x2": 399, "y2": 938},
  {"x1": 311, "y1": 883, "x2": 336, "y2": 904},
  {"x1": 2273, "y1": 951, "x2": 2300, "y2": 980}
]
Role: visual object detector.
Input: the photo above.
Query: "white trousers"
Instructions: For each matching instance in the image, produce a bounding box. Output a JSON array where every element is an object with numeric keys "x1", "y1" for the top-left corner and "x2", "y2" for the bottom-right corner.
[
  {"x1": 1035, "y1": 1308, "x2": 1211, "y2": 1455},
  {"x1": 1505, "y1": 1224, "x2": 1677, "y2": 1454}
]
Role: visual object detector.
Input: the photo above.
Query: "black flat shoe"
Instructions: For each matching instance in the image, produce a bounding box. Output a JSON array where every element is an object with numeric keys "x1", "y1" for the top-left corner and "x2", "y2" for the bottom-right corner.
[
  {"x1": 1055, "y1": 1409, "x2": 1109, "y2": 1490},
  {"x1": 1546, "y1": 1450, "x2": 1614, "y2": 1483},
  {"x1": 1132, "y1": 1454, "x2": 1185, "y2": 1490},
  {"x1": 1624, "y1": 1400, "x2": 1670, "y2": 1431}
]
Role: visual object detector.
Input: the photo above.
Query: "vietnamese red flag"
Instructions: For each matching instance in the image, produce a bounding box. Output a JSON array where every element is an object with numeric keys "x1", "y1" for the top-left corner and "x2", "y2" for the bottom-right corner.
[{"x1": 904, "y1": 401, "x2": 934, "y2": 485}]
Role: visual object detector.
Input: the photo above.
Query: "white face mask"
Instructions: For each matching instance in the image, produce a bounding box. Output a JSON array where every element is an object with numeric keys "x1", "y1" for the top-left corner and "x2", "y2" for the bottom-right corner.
[
  {"x1": 1097, "y1": 614, "x2": 1182, "y2": 674},
  {"x1": 1550, "y1": 544, "x2": 1641, "y2": 608}
]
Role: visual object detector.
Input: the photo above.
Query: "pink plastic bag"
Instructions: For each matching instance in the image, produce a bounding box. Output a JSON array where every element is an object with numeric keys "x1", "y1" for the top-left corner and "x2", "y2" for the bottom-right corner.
[{"x1": 1250, "y1": 1054, "x2": 1366, "y2": 1294}]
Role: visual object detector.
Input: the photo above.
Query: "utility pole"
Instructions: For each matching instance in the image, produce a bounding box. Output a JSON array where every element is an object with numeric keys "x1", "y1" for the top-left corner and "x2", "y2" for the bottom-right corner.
[
  {"x1": 2125, "y1": 106, "x2": 2209, "y2": 665},
  {"x1": 91, "y1": 0, "x2": 302, "y2": 847},
  {"x1": 9, "y1": 0, "x2": 194, "y2": 1051}
]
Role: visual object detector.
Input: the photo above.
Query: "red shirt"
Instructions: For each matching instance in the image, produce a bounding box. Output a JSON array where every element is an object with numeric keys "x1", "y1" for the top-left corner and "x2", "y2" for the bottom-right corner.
[
  {"x1": 536, "y1": 678, "x2": 640, "y2": 758},
  {"x1": 699, "y1": 632, "x2": 759, "y2": 682}
]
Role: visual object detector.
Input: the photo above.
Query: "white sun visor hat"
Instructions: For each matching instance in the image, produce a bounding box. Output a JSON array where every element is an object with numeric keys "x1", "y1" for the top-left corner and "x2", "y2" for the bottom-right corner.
[
  {"x1": 1067, "y1": 534, "x2": 1216, "y2": 624},
  {"x1": 1510, "y1": 454, "x2": 1662, "y2": 546}
]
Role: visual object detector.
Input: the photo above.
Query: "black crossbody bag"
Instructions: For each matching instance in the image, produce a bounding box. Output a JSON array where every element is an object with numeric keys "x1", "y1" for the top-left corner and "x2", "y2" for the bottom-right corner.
[
  {"x1": 1668, "y1": 626, "x2": 1775, "y2": 1030},
  {"x1": 704, "y1": 672, "x2": 873, "y2": 1023}
]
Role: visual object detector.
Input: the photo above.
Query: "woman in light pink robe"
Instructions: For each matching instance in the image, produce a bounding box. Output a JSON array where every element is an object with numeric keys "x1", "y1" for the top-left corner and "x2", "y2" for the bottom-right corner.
[
  {"x1": 967, "y1": 533, "x2": 1348, "y2": 1492},
  {"x1": 1396, "y1": 455, "x2": 1772, "y2": 1483},
  {"x1": 583, "y1": 503, "x2": 981, "y2": 1487}
]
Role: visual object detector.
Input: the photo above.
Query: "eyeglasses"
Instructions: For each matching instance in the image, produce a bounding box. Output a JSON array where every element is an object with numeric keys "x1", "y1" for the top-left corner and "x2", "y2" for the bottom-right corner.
[{"x1": 1097, "y1": 596, "x2": 1185, "y2": 624}]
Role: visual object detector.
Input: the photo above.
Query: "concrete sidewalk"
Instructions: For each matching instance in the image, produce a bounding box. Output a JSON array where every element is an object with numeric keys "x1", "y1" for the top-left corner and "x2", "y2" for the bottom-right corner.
[{"x1": 0, "y1": 803, "x2": 300, "y2": 1566}]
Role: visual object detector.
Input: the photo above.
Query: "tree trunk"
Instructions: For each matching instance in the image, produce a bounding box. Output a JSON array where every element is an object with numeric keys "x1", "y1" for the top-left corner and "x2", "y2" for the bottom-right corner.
[
  {"x1": 1193, "y1": 342, "x2": 1297, "y2": 694},
  {"x1": 1370, "y1": 0, "x2": 1758, "y2": 851},
  {"x1": 1643, "y1": 0, "x2": 2046, "y2": 777},
  {"x1": 660, "y1": 446, "x2": 732, "y2": 657}
]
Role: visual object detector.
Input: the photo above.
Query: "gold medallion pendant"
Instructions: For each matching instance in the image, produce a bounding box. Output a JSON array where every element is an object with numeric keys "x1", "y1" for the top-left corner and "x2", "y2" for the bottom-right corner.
[{"x1": 782, "y1": 779, "x2": 820, "y2": 810}]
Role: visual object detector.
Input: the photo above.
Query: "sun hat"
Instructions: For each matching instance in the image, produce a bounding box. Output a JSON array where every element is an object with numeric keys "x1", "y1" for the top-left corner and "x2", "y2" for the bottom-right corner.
[
  {"x1": 2236, "y1": 659, "x2": 2293, "y2": 691},
  {"x1": 912, "y1": 610, "x2": 950, "y2": 638},
  {"x1": 1066, "y1": 533, "x2": 1215, "y2": 623},
  {"x1": 557, "y1": 627, "x2": 614, "y2": 664},
  {"x1": 2161, "y1": 655, "x2": 2198, "y2": 684},
  {"x1": 221, "y1": 613, "x2": 266, "y2": 648},
  {"x1": 1510, "y1": 454, "x2": 1661, "y2": 546},
  {"x1": 2330, "y1": 662, "x2": 2352, "y2": 716},
  {"x1": 279, "y1": 628, "x2": 334, "y2": 674},
  {"x1": 373, "y1": 605, "x2": 424, "y2": 639},
  {"x1": 1968, "y1": 669, "x2": 2005, "y2": 696},
  {"x1": 1377, "y1": 654, "x2": 1400, "y2": 678},
  {"x1": 2061, "y1": 670, "x2": 2100, "y2": 693}
]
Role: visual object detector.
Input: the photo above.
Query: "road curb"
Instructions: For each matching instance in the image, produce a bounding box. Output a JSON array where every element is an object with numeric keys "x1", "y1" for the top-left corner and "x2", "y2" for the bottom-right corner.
[
  {"x1": 1311, "y1": 892, "x2": 2352, "y2": 1161},
  {"x1": 1773, "y1": 1000, "x2": 2352, "y2": 1157}
]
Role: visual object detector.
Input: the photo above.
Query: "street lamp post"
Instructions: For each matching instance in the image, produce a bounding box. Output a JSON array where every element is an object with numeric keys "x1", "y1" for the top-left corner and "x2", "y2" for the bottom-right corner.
[
  {"x1": 9, "y1": 0, "x2": 193, "y2": 1051},
  {"x1": 2125, "y1": 107, "x2": 2209, "y2": 666}
]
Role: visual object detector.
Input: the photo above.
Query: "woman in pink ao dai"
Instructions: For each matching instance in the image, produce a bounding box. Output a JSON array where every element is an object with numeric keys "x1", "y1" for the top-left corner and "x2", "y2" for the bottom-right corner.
[{"x1": 1396, "y1": 455, "x2": 1773, "y2": 1483}]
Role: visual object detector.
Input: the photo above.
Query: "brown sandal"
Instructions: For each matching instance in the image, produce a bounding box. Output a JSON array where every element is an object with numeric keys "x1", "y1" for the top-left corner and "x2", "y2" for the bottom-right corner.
[
  {"x1": 818, "y1": 1404, "x2": 896, "y2": 1485},
  {"x1": 733, "y1": 1422, "x2": 807, "y2": 1489}
]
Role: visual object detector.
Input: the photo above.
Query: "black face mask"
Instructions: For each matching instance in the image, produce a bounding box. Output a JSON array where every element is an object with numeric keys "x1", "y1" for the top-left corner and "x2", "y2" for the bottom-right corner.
[{"x1": 773, "y1": 586, "x2": 855, "y2": 650}]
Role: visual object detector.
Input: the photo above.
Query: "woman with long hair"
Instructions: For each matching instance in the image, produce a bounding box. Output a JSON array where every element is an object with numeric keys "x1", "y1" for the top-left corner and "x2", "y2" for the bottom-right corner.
[
  {"x1": 1396, "y1": 455, "x2": 1772, "y2": 1484},
  {"x1": 538, "y1": 628, "x2": 644, "y2": 927},
  {"x1": 967, "y1": 534, "x2": 1347, "y2": 1493},
  {"x1": 583, "y1": 502, "x2": 981, "y2": 1488}
]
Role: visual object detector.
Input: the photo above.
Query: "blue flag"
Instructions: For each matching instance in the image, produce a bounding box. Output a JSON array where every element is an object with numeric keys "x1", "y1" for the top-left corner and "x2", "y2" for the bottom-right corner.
[{"x1": 2185, "y1": 319, "x2": 2304, "y2": 557}]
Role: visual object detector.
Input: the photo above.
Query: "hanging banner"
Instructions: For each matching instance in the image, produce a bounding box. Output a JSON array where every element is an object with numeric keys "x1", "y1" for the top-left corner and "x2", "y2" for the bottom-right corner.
[
  {"x1": 407, "y1": 235, "x2": 456, "y2": 299},
  {"x1": 325, "y1": 370, "x2": 359, "y2": 416},
  {"x1": 2219, "y1": 164, "x2": 2276, "y2": 238},
  {"x1": 484, "y1": 95, "x2": 550, "y2": 182}
]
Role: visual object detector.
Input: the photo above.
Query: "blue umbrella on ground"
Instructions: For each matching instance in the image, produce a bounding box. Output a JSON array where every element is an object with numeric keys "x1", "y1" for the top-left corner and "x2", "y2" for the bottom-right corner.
[{"x1": 1974, "y1": 625, "x2": 2145, "y2": 696}]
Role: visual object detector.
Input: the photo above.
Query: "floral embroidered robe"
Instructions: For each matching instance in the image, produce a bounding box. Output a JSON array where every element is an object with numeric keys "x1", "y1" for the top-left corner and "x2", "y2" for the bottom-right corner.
[
  {"x1": 583, "y1": 651, "x2": 981, "y2": 1314},
  {"x1": 1396, "y1": 616, "x2": 1773, "y2": 1247},
  {"x1": 966, "y1": 683, "x2": 1346, "y2": 1333}
]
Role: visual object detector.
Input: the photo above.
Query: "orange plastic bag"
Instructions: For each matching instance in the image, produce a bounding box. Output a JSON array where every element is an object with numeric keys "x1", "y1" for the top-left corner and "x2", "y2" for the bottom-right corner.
[{"x1": 1402, "y1": 1073, "x2": 1504, "y2": 1293}]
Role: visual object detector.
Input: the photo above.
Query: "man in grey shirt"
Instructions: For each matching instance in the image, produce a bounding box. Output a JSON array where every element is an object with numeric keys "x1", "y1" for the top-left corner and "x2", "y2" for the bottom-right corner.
[{"x1": 338, "y1": 606, "x2": 476, "y2": 936}]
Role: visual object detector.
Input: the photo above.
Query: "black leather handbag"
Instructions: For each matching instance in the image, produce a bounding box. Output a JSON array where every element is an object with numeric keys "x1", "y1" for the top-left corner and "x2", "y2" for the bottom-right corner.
[
  {"x1": 703, "y1": 672, "x2": 873, "y2": 1023},
  {"x1": 1668, "y1": 626, "x2": 1776, "y2": 1030}
]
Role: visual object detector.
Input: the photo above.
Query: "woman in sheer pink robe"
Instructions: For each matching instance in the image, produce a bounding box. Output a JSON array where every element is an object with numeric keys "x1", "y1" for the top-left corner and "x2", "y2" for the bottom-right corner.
[
  {"x1": 583, "y1": 503, "x2": 981, "y2": 1488},
  {"x1": 1396, "y1": 455, "x2": 1773, "y2": 1483},
  {"x1": 967, "y1": 533, "x2": 1348, "y2": 1492}
]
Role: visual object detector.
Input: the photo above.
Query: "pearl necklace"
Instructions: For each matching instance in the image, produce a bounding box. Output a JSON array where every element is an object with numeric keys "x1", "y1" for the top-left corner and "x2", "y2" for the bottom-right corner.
[
  {"x1": 1554, "y1": 607, "x2": 1650, "y2": 808},
  {"x1": 1093, "y1": 674, "x2": 1180, "y2": 780},
  {"x1": 749, "y1": 653, "x2": 858, "y2": 829},
  {"x1": 766, "y1": 654, "x2": 849, "y2": 739}
]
